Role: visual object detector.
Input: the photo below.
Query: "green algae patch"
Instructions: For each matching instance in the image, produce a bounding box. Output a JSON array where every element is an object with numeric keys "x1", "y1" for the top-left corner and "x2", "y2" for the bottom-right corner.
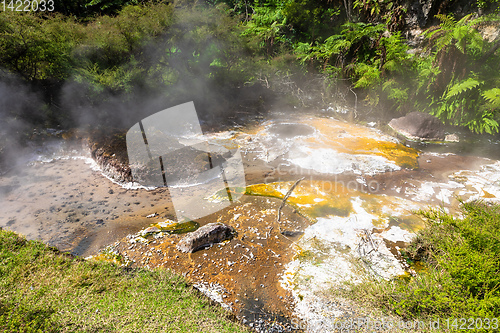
[
  {"x1": 128, "y1": 220, "x2": 200, "y2": 245},
  {"x1": 155, "y1": 220, "x2": 200, "y2": 234},
  {"x1": 87, "y1": 247, "x2": 131, "y2": 267},
  {"x1": 207, "y1": 187, "x2": 246, "y2": 203},
  {"x1": 295, "y1": 249, "x2": 315, "y2": 262}
]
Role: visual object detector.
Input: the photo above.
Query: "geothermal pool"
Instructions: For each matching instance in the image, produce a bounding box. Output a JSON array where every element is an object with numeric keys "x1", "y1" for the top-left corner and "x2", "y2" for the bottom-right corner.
[{"x1": 1, "y1": 111, "x2": 500, "y2": 332}]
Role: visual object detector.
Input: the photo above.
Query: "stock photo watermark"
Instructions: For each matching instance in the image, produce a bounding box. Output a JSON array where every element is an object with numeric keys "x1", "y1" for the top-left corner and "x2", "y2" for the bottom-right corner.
[
  {"x1": 291, "y1": 317, "x2": 499, "y2": 331},
  {"x1": 126, "y1": 101, "x2": 382, "y2": 222},
  {"x1": 126, "y1": 101, "x2": 246, "y2": 221}
]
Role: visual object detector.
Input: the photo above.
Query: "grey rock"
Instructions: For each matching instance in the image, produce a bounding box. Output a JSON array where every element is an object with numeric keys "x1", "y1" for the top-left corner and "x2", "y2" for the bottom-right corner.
[
  {"x1": 445, "y1": 133, "x2": 459, "y2": 142},
  {"x1": 281, "y1": 230, "x2": 304, "y2": 237},
  {"x1": 176, "y1": 222, "x2": 235, "y2": 253},
  {"x1": 405, "y1": 0, "x2": 437, "y2": 28},
  {"x1": 389, "y1": 112, "x2": 445, "y2": 141}
]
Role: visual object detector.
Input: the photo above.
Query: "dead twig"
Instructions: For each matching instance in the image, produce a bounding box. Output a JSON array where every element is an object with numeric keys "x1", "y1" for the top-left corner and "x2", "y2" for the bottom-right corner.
[
  {"x1": 364, "y1": 229, "x2": 378, "y2": 253},
  {"x1": 277, "y1": 177, "x2": 305, "y2": 231},
  {"x1": 356, "y1": 229, "x2": 379, "y2": 256}
]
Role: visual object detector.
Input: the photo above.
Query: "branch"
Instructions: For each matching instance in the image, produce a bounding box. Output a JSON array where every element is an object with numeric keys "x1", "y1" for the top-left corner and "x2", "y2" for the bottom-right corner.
[{"x1": 277, "y1": 177, "x2": 305, "y2": 229}]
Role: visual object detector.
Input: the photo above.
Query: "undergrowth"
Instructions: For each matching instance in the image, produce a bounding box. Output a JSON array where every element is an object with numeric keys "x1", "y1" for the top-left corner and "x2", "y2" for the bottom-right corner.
[{"x1": 339, "y1": 200, "x2": 500, "y2": 328}]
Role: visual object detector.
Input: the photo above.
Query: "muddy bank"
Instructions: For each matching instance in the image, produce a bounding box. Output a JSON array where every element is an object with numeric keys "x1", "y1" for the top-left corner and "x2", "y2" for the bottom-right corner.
[{"x1": 0, "y1": 152, "x2": 176, "y2": 256}]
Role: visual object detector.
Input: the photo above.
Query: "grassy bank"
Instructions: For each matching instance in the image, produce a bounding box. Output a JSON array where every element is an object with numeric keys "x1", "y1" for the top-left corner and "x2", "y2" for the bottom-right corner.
[
  {"x1": 341, "y1": 200, "x2": 500, "y2": 328},
  {"x1": 0, "y1": 230, "x2": 249, "y2": 332}
]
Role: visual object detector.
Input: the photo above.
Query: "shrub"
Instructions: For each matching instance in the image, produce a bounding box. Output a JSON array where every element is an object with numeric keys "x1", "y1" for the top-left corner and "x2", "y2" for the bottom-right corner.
[{"x1": 342, "y1": 201, "x2": 500, "y2": 322}]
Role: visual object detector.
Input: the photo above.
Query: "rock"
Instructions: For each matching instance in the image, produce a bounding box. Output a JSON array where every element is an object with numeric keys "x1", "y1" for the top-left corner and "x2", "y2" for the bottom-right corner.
[
  {"x1": 389, "y1": 112, "x2": 445, "y2": 141},
  {"x1": 86, "y1": 129, "x2": 133, "y2": 183},
  {"x1": 176, "y1": 222, "x2": 235, "y2": 253},
  {"x1": 281, "y1": 230, "x2": 304, "y2": 237},
  {"x1": 445, "y1": 133, "x2": 460, "y2": 142},
  {"x1": 141, "y1": 226, "x2": 160, "y2": 236},
  {"x1": 405, "y1": 0, "x2": 437, "y2": 28}
]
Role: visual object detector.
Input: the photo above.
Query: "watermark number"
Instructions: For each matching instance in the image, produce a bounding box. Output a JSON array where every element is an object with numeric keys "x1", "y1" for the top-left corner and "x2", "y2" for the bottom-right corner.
[{"x1": 2, "y1": 0, "x2": 54, "y2": 12}]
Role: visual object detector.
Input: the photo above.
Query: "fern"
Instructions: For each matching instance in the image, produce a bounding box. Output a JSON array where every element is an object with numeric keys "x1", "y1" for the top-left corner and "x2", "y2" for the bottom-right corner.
[
  {"x1": 382, "y1": 79, "x2": 408, "y2": 112},
  {"x1": 466, "y1": 114, "x2": 499, "y2": 135},
  {"x1": 424, "y1": 13, "x2": 484, "y2": 56},
  {"x1": 445, "y1": 78, "x2": 483, "y2": 100},
  {"x1": 482, "y1": 88, "x2": 500, "y2": 108},
  {"x1": 353, "y1": 63, "x2": 380, "y2": 88}
]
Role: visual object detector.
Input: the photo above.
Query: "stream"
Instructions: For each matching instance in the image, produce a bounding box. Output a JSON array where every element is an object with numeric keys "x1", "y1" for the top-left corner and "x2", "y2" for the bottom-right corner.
[{"x1": 1, "y1": 110, "x2": 500, "y2": 332}]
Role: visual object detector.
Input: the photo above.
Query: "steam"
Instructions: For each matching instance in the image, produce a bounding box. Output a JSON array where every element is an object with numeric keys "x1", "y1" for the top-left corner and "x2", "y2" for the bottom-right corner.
[
  {"x1": 56, "y1": 5, "x2": 276, "y2": 131},
  {"x1": 0, "y1": 75, "x2": 45, "y2": 174}
]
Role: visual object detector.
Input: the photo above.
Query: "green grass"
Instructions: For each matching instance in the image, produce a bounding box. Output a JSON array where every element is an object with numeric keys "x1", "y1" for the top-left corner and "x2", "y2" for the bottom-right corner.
[
  {"x1": 338, "y1": 200, "x2": 500, "y2": 327},
  {"x1": 0, "y1": 230, "x2": 249, "y2": 332}
]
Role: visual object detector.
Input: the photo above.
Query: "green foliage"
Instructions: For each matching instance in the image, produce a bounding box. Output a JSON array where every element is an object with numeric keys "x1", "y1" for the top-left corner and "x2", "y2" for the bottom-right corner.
[
  {"x1": 445, "y1": 77, "x2": 483, "y2": 100},
  {"x1": 257, "y1": 1, "x2": 500, "y2": 134},
  {"x1": 60, "y1": 2, "x2": 177, "y2": 106},
  {"x1": 0, "y1": 12, "x2": 84, "y2": 81},
  {"x1": 405, "y1": 201, "x2": 500, "y2": 317},
  {"x1": 296, "y1": 21, "x2": 412, "y2": 108},
  {"x1": 0, "y1": 0, "x2": 499, "y2": 134},
  {"x1": 425, "y1": 14, "x2": 484, "y2": 56},
  {"x1": 341, "y1": 201, "x2": 500, "y2": 321},
  {"x1": 482, "y1": 87, "x2": 500, "y2": 108},
  {"x1": 241, "y1": 1, "x2": 291, "y2": 55},
  {"x1": 353, "y1": 0, "x2": 406, "y2": 30},
  {"x1": 86, "y1": 0, "x2": 139, "y2": 15},
  {"x1": 0, "y1": 2, "x2": 250, "y2": 124},
  {"x1": 241, "y1": 0, "x2": 341, "y2": 56},
  {"x1": 476, "y1": 0, "x2": 500, "y2": 12},
  {"x1": 0, "y1": 3, "x2": 174, "y2": 84},
  {"x1": 281, "y1": 0, "x2": 340, "y2": 40},
  {"x1": 382, "y1": 79, "x2": 408, "y2": 111},
  {"x1": 414, "y1": 13, "x2": 500, "y2": 133}
]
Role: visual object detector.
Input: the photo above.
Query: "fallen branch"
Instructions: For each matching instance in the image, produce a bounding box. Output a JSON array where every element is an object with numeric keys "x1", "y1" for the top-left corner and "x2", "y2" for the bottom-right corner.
[{"x1": 277, "y1": 177, "x2": 305, "y2": 230}]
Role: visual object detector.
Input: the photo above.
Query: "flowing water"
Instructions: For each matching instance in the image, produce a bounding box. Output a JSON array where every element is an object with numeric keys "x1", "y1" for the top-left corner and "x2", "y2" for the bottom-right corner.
[{"x1": 1, "y1": 110, "x2": 500, "y2": 331}]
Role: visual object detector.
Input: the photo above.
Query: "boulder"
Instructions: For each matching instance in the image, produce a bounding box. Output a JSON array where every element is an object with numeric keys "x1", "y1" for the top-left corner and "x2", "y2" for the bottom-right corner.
[
  {"x1": 176, "y1": 222, "x2": 235, "y2": 253},
  {"x1": 389, "y1": 112, "x2": 445, "y2": 141}
]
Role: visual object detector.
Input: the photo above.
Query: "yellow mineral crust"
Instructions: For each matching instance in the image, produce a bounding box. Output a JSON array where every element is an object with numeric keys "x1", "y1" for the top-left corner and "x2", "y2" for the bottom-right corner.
[{"x1": 302, "y1": 118, "x2": 419, "y2": 169}]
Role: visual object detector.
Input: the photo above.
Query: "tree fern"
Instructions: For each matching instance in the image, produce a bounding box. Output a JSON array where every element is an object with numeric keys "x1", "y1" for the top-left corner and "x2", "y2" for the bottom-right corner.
[{"x1": 445, "y1": 78, "x2": 483, "y2": 100}]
